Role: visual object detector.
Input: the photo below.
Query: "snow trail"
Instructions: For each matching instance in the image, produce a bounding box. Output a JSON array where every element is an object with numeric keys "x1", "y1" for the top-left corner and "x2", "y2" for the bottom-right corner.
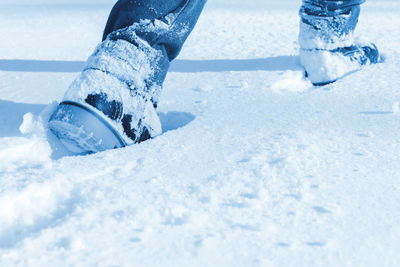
[{"x1": 1, "y1": 0, "x2": 400, "y2": 266}]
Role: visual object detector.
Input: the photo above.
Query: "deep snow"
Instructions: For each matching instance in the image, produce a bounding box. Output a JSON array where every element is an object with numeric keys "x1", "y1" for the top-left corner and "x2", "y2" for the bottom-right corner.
[{"x1": 1, "y1": 0, "x2": 400, "y2": 266}]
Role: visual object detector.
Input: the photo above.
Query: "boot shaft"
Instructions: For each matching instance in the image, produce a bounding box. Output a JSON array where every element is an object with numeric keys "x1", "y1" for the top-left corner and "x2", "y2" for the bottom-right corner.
[{"x1": 299, "y1": 0, "x2": 365, "y2": 50}]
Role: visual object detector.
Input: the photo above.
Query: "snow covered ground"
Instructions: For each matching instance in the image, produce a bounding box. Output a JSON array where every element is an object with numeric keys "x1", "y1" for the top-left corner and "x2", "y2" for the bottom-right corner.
[{"x1": 1, "y1": 0, "x2": 400, "y2": 266}]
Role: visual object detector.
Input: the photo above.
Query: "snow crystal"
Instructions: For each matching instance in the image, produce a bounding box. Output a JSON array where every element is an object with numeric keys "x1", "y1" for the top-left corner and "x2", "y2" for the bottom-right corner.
[
  {"x1": 392, "y1": 102, "x2": 399, "y2": 113},
  {"x1": 271, "y1": 70, "x2": 312, "y2": 93}
]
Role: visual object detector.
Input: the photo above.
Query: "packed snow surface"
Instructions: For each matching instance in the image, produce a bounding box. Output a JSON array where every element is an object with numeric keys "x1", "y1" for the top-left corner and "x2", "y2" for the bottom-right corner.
[{"x1": 1, "y1": 0, "x2": 400, "y2": 266}]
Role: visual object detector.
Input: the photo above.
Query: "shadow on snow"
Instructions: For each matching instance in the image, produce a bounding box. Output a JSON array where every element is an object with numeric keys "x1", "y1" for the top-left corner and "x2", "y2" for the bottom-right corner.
[
  {"x1": 0, "y1": 56, "x2": 298, "y2": 158},
  {"x1": 0, "y1": 100, "x2": 195, "y2": 159},
  {"x1": 0, "y1": 100, "x2": 46, "y2": 138},
  {"x1": 0, "y1": 56, "x2": 301, "y2": 73}
]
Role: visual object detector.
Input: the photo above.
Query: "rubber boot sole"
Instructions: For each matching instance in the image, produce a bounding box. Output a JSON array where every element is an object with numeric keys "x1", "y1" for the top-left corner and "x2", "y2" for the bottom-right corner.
[{"x1": 48, "y1": 101, "x2": 127, "y2": 154}]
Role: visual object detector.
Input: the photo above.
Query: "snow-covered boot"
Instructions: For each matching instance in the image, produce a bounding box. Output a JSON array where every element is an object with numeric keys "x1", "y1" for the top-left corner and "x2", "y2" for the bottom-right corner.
[
  {"x1": 48, "y1": 31, "x2": 163, "y2": 153},
  {"x1": 299, "y1": 0, "x2": 381, "y2": 85},
  {"x1": 49, "y1": 0, "x2": 206, "y2": 154}
]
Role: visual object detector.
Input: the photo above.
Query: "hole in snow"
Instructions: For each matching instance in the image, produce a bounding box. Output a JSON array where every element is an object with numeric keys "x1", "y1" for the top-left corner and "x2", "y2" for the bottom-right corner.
[{"x1": 158, "y1": 112, "x2": 195, "y2": 133}]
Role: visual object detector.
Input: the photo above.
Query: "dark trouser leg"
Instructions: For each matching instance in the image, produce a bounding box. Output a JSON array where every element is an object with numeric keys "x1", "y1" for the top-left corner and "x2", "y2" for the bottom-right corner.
[
  {"x1": 299, "y1": 0, "x2": 365, "y2": 49},
  {"x1": 102, "y1": 0, "x2": 207, "y2": 106}
]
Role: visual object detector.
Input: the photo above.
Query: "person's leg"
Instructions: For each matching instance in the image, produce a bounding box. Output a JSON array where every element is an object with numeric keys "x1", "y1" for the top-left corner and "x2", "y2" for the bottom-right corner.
[
  {"x1": 102, "y1": 0, "x2": 206, "y2": 101},
  {"x1": 49, "y1": 0, "x2": 206, "y2": 153},
  {"x1": 299, "y1": 0, "x2": 380, "y2": 85}
]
